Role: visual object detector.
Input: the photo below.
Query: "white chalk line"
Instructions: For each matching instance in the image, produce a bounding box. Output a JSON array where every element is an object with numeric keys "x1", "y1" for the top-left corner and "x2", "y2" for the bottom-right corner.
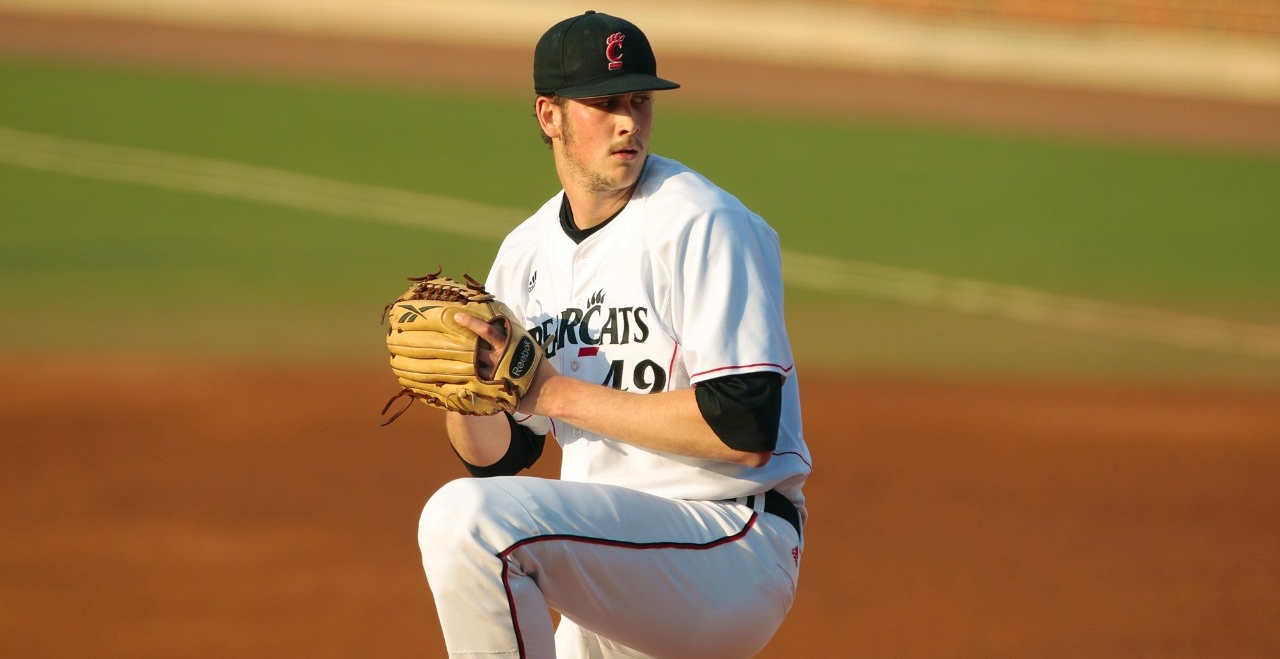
[
  {"x1": 0, "y1": 125, "x2": 518, "y2": 240},
  {"x1": 3, "y1": 124, "x2": 1279, "y2": 361},
  {"x1": 784, "y1": 253, "x2": 1280, "y2": 361}
]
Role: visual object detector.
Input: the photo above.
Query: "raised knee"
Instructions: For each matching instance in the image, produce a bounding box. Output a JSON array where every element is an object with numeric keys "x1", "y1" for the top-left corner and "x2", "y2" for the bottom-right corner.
[
  {"x1": 420, "y1": 478, "x2": 484, "y2": 546},
  {"x1": 418, "y1": 478, "x2": 529, "y2": 566}
]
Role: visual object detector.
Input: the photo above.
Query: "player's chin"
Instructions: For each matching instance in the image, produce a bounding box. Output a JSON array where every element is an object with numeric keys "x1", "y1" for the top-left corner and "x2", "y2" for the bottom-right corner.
[{"x1": 610, "y1": 156, "x2": 646, "y2": 185}]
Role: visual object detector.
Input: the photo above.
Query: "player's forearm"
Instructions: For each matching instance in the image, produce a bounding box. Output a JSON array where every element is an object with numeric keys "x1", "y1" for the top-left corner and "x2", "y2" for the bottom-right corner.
[
  {"x1": 445, "y1": 412, "x2": 512, "y2": 467},
  {"x1": 525, "y1": 373, "x2": 770, "y2": 467}
]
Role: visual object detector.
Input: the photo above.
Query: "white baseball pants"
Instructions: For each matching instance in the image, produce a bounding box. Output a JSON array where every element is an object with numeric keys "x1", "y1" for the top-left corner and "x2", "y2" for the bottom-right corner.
[{"x1": 418, "y1": 476, "x2": 802, "y2": 659}]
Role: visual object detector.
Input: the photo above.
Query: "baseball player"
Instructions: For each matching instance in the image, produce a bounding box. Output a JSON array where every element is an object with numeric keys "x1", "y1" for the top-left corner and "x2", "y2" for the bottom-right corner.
[{"x1": 416, "y1": 11, "x2": 812, "y2": 659}]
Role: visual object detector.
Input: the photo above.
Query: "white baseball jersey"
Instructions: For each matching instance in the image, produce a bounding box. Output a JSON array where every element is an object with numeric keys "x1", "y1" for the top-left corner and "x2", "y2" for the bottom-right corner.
[
  {"x1": 484, "y1": 154, "x2": 812, "y2": 520},
  {"x1": 420, "y1": 154, "x2": 811, "y2": 659}
]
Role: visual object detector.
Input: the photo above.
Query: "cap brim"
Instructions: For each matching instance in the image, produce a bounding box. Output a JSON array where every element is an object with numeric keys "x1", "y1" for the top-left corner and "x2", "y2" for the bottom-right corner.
[{"x1": 553, "y1": 74, "x2": 681, "y2": 99}]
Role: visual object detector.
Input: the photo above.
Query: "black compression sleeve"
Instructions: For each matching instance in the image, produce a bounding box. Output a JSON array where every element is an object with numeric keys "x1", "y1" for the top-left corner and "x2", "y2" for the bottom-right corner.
[
  {"x1": 694, "y1": 371, "x2": 784, "y2": 453},
  {"x1": 452, "y1": 413, "x2": 547, "y2": 478}
]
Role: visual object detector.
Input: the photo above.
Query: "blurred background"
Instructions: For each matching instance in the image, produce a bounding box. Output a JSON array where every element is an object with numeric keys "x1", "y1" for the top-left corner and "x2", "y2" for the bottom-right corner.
[
  {"x1": 2, "y1": 0, "x2": 1278, "y2": 382},
  {"x1": 2, "y1": 2, "x2": 1278, "y2": 658}
]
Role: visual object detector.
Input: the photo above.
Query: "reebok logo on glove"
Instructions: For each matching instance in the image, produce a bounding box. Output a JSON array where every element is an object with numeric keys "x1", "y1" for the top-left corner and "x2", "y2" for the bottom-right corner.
[{"x1": 509, "y1": 336, "x2": 538, "y2": 380}]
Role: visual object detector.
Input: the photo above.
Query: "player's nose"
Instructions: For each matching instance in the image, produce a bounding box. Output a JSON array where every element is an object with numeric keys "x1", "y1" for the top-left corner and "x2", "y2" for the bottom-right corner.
[
  {"x1": 613, "y1": 98, "x2": 642, "y2": 133},
  {"x1": 615, "y1": 112, "x2": 637, "y2": 135}
]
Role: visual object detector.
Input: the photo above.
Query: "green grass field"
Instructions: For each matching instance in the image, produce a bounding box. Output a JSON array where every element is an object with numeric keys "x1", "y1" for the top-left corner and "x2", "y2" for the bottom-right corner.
[{"x1": 2, "y1": 57, "x2": 1278, "y2": 384}]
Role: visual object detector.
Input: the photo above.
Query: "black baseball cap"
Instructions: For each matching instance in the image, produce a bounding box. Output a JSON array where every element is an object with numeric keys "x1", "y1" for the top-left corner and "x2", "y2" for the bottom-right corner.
[{"x1": 534, "y1": 11, "x2": 680, "y2": 99}]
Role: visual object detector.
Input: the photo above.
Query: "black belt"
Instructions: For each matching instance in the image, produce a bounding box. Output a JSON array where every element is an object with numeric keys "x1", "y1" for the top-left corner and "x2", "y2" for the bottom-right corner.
[{"x1": 738, "y1": 489, "x2": 802, "y2": 539}]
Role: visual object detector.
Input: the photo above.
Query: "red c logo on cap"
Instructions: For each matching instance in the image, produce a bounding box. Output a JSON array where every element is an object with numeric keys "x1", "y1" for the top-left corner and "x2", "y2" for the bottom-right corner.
[{"x1": 606, "y1": 32, "x2": 625, "y2": 70}]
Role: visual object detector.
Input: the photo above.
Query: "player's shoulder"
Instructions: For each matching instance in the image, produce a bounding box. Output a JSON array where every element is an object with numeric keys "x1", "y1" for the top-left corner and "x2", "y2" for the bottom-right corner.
[
  {"x1": 637, "y1": 155, "x2": 739, "y2": 210},
  {"x1": 495, "y1": 192, "x2": 561, "y2": 254},
  {"x1": 637, "y1": 155, "x2": 777, "y2": 238},
  {"x1": 486, "y1": 195, "x2": 559, "y2": 304}
]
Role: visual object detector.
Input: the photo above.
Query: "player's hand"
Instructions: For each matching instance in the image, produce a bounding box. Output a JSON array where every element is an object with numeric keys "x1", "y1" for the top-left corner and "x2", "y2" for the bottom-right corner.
[
  {"x1": 454, "y1": 312, "x2": 507, "y2": 380},
  {"x1": 454, "y1": 311, "x2": 558, "y2": 416}
]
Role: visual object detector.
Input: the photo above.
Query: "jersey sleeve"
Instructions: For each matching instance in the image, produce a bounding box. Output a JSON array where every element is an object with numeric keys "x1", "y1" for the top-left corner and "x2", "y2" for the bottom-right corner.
[
  {"x1": 484, "y1": 206, "x2": 557, "y2": 438},
  {"x1": 695, "y1": 371, "x2": 784, "y2": 452},
  {"x1": 670, "y1": 206, "x2": 794, "y2": 383}
]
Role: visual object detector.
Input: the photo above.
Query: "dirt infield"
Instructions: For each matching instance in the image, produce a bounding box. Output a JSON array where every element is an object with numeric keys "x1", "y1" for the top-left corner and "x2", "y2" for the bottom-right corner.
[
  {"x1": 3, "y1": 357, "x2": 1279, "y2": 658},
  {"x1": 3, "y1": 10, "x2": 1280, "y2": 659}
]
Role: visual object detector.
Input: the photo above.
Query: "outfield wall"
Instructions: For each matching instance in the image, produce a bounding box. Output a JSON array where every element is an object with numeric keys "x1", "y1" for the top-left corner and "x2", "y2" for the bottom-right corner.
[{"x1": 3, "y1": 0, "x2": 1280, "y2": 102}]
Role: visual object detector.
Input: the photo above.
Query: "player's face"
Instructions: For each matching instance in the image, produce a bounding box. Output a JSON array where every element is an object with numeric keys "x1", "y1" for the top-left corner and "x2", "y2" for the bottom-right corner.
[{"x1": 555, "y1": 93, "x2": 654, "y2": 195}]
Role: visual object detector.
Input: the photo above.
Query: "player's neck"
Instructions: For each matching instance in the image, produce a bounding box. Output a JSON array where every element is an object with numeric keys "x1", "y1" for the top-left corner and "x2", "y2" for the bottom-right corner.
[{"x1": 561, "y1": 186, "x2": 635, "y2": 231}]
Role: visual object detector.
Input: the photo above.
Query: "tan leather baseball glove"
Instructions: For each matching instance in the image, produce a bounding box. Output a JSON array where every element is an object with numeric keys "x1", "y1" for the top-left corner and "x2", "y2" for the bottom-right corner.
[{"x1": 380, "y1": 270, "x2": 543, "y2": 424}]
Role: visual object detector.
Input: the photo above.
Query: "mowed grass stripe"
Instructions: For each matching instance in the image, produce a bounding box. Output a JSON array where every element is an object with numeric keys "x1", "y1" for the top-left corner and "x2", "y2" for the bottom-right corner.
[
  {"x1": 785, "y1": 253, "x2": 1280, "y2": 361},
  {"x1": 4, "y1": 124, "x2": 1279, "y2": 362},
  {"x1": 0, "y1": 124, "x2": 522, "y2": 240}
]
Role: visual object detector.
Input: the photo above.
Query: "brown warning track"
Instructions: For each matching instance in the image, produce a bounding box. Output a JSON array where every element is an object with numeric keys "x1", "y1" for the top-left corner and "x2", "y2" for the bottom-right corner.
[{"x1": 2, "y1": 10, "x2": 1279, "y2": 152}]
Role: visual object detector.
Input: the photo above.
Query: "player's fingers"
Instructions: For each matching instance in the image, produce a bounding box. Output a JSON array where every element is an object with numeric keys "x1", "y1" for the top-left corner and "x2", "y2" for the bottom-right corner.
[
  {"x1": 454, "y1": 312, "x2": 506, "y2": 345},
  {"x1": 455, "y1": 312, "x2": 506, "y2": 379}
]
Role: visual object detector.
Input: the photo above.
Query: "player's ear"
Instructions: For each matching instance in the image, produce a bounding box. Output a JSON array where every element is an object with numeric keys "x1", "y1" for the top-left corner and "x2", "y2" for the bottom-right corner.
[{"x1": 535, "y1": 96, "x2": 563, "y2": 141}]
